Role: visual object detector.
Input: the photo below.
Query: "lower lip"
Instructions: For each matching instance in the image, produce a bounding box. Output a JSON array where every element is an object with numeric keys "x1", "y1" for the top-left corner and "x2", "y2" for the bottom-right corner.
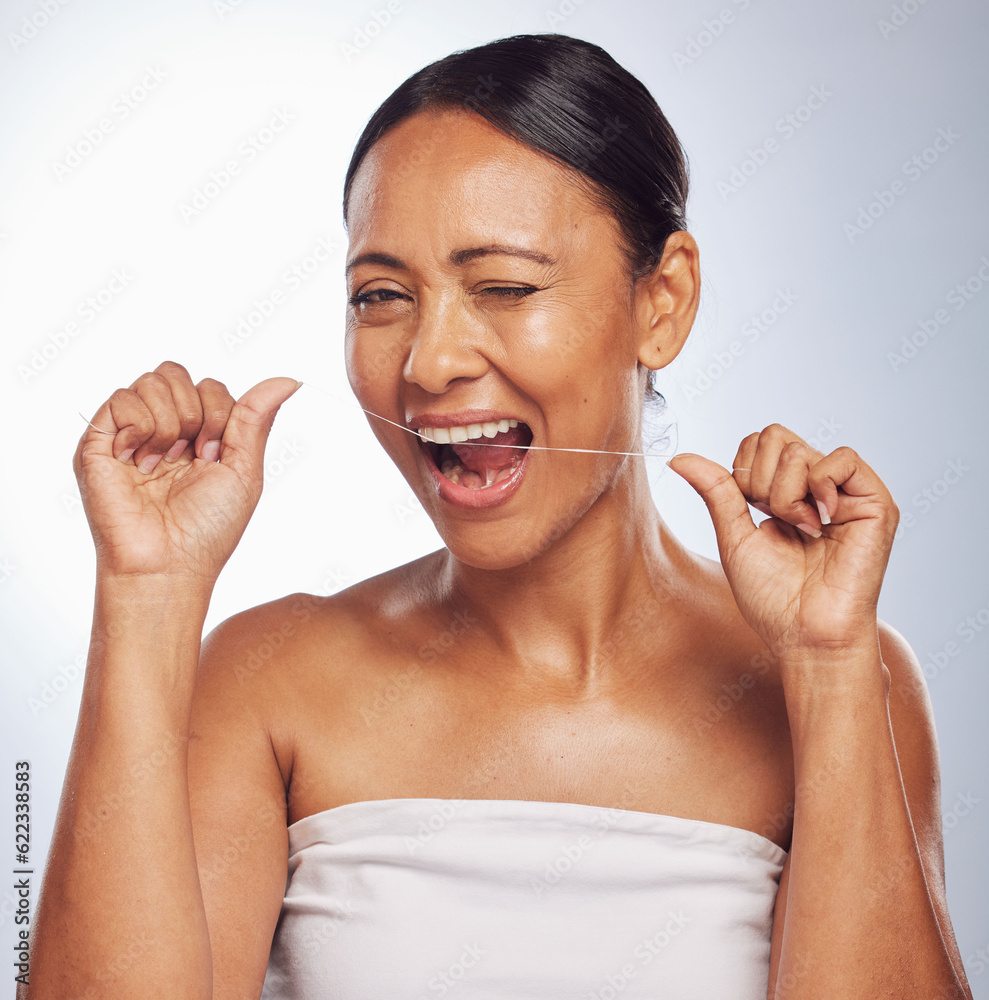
[{"x1": 421, "y1": 440, "x2": 530, "y2": 510}]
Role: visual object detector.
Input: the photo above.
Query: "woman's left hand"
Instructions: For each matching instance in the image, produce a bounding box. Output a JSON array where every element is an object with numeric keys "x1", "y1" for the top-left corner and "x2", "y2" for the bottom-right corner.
[{"x1": 667, "y1": 424, "x2": 899, "y2": 664}]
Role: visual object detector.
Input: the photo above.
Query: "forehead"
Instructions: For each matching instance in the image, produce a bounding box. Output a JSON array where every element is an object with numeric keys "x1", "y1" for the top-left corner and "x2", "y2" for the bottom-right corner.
[{"x1": 346, "y1": 108, "x2": 619, "y2": 260}]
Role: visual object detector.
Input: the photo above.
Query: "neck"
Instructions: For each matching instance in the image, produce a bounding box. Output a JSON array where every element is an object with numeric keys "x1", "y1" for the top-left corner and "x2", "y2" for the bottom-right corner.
[{"x1": 437, "y1": 458, "x2": 689, "y2": 687}]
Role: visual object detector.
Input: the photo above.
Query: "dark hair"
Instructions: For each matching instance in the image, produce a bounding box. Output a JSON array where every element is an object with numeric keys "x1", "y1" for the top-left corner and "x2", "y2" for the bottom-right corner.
[
  {"x1": 344, "y1": 33, "x2": 688, "y2": 276},
  {"x1": 342, "y1": 33, "x2": 689, "y2": 416}
]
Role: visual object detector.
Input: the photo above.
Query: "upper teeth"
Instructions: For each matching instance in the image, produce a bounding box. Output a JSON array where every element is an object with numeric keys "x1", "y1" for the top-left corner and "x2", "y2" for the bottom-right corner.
[{"x1": 418, "y1": 419, "x2": 518, "y2": 444}]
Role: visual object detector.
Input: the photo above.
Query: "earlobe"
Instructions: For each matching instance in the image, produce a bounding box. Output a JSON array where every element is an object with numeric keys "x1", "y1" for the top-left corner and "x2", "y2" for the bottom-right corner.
[{"x1": 635, "y1": 230, "x2": 700, "y2": 370}]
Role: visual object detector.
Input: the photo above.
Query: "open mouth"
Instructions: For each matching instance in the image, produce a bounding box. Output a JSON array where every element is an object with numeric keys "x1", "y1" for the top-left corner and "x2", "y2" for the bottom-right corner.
[{"x1": 417, "y1": 420, "x2": 534, "y2": 492}]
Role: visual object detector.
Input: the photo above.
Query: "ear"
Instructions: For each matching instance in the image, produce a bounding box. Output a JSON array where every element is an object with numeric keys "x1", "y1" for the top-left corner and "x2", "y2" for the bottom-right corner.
[{"x1": 634, "y1": 231, "x2": 700, "y2": 372}]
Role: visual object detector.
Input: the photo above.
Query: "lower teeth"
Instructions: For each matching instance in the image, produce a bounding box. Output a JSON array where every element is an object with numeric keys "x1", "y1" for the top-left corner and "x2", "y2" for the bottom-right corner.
[{"x1": 440, "y1": 456, "x2": 522, "y2": 490}]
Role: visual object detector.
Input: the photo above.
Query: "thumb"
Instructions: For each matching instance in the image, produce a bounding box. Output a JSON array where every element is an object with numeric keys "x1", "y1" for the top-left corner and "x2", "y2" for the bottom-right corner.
[
  {"x1": 218, "y1": 377, "x2": 302, "y2": 482},
  {"x1": 667, "y1": 453, "x2": 756, "y2": 555}
]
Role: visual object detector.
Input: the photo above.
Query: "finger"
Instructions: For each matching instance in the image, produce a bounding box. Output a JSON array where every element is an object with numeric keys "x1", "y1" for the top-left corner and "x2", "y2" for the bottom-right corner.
[
  {"x1": 193, "y1": 378, "x2": 237, "y2": 462},
  {"x1": 747, "y1": 424, "x2": 796, "y2": 502},
  {"x1": 808, "y1": 447, "x2": 895, "y2": 528},
  {"x1": 731, "y1": 432, "x2": 759, "y2": 498},
  {"x1": 216, "y1": 377, "x2": 302, "y2": 482},
  {"x1": 127, "y1": 372, "x2": 183, "y2": 474},
  {"x1": 769, "y1": 441, "x2": 822, "y2": 532},
  {"x1": 153, "y1": 361, "x2": 204, "y2": 464},
  {"x1": 667, "y1": 453, "x2": 757, "y2": 556},
  {"x1": 75, "y1": 387, "x2": 156, "y2": 473}
]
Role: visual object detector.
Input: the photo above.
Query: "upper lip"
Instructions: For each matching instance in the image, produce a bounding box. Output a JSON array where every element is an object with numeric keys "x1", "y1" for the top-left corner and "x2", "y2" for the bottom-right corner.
[{"x1": 406, "y1": 409, "x2": 528, "y2": 430}]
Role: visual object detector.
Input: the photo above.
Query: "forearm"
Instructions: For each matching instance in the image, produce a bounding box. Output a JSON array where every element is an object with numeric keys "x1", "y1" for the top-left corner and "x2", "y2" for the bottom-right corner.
[
  {"x1": 25, "y1": 576, "x2": 214, "y2": 1000},
  {"x1": 774, "y1": 641, "x2": 969, "y2": 1000}
]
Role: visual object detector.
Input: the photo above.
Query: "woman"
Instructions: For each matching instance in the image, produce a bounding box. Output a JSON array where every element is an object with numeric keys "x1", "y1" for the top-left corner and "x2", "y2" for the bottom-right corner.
[{"x1": 26, "y1": 34, "x2": 972, "y2": 1000}]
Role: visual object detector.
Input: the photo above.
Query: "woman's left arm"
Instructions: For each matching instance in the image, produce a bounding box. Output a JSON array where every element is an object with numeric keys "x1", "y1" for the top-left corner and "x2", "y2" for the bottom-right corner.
[{"x1": 669, "y1": 426, "x2": 973, "y2": 1000}]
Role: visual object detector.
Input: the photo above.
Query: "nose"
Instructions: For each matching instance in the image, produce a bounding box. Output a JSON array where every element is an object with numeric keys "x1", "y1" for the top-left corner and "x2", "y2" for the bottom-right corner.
[{"x1": 403, "y1": 296, "x2": 490, "y2": 394}]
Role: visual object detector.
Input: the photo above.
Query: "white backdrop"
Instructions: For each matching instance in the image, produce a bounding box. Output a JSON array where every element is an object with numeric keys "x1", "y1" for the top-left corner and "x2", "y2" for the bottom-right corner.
[{"x1": 1, "y1": 0, "x2": 987, "y2": 994}]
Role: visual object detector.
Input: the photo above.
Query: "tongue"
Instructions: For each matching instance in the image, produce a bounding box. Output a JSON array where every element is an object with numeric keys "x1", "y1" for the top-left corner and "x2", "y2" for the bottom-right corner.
[{"x1": 450, "y1": 425, "x2": 528, "y2": 473}]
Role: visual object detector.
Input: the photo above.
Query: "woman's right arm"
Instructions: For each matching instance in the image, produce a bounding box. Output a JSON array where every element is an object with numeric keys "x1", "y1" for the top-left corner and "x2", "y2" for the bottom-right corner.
[{"x1": 22, "y1": 361, "x2": 301, "y2": 999}]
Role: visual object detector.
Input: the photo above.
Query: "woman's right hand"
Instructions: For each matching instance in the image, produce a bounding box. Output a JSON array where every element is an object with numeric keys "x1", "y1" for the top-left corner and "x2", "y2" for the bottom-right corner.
[{"x1": 73, "y1": 360, "x2": 301, "y2": 586}]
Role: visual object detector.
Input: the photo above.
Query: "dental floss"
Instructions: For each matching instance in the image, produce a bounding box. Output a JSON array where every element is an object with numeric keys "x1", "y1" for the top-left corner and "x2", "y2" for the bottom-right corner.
[
  {"x1": 78, "y1": 381, "x2": 678, "y2": 460},
  {"x1": 297, "y1": 381, "x2": 676, "y2": 459}
]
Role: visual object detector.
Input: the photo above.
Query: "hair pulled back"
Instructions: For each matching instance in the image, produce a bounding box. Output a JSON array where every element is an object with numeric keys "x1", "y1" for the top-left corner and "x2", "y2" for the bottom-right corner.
[{"x1": 343, "y1": 33, "x2": 689, "y2": 282}]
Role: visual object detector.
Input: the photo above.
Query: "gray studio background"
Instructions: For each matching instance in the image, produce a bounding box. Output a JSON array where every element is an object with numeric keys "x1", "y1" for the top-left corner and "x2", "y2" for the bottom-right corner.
[{"x1": 1, "y1": 0, "x2": 986, "y2": 994}]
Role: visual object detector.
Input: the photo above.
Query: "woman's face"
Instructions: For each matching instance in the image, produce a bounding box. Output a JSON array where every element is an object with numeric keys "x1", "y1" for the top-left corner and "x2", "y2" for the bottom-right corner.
[{"x1": 345, "y1": 108, "x2": 655, "y2": 569}]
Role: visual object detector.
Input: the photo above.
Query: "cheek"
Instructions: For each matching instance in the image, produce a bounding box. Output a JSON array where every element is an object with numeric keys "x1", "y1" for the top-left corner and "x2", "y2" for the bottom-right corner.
[
  {"x1": 344, "y1": 322, "x2": 404, "y2": 406},
  {"x1": 505, "y1": 297, "x2": 636, "y2": 402}
]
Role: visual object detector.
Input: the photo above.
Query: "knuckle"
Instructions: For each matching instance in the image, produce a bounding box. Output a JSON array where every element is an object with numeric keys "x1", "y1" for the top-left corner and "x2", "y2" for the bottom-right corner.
[
  {"x1": 206, "y1": 407, "x2": 231, "y2": 426},
  {"x1": 197, "y1": 377, "x2": 229, "y2": 394},
  {"x1": 178, "y1": 406, "x2": 203, "y2": 426},
  {"x1": 136, "y1": 371, "x2": 170, "y2": 391},
  {"x1": 135, "y1": 408, "x2": 156, "y2": 431},
  {"x1": 156, "y1": 360, "x2": 190, "y2": 377},
  {"x1": 761, "y1": 422, "x2": 788, "y2": 438}
]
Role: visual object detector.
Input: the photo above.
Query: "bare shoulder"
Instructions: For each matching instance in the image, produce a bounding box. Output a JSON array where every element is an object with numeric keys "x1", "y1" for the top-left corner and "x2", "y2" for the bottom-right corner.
[
  {"x1": 875, "y1": 621, "x2": 944, "y2": 870},
  {"x1": 184, "y1": 552, "x2": 446, "y2": 996},
  {"x1": 193, "y1": 549, "x2": 449, "y2": 765},
  {"x1": 201, "y1": 548, "x2": 446, "y2": 683}
]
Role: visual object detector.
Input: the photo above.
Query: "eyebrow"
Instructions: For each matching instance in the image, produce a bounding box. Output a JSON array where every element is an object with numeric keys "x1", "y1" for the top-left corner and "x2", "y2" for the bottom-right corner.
[
  {"x1": 345, "y1": 244, "x2": 556, "y2": 274},
  {"x1": 345, "y1": 251, "x2": 405, "y2": 274},
  {"x1": 449, "y1": 244, "x2": 556, "y2": 267}
]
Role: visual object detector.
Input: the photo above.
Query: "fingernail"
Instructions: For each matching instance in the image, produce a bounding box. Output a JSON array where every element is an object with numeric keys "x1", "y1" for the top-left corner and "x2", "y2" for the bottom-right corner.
[
  {"x1": 118, "y1": 448, "x2": 135, "y2": 464},
  {"x1": 816, "y1": 500, "x2": 831, "y2": 526},
  {"x1": 753, "y1": 501, "x2": 773, "y2": 516},
  {"x1": 164, "y1": 439, "x2": 189, "y2": 462},
  {"x1": 138, "y1": 453, "x2": 163, "y2": 474},
  {"x1": 797, "y1": 522, "x2": 822, "y2": 539},
  {"x1": 201, "y1": 440, "x2": 221, "y2": 462}
]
